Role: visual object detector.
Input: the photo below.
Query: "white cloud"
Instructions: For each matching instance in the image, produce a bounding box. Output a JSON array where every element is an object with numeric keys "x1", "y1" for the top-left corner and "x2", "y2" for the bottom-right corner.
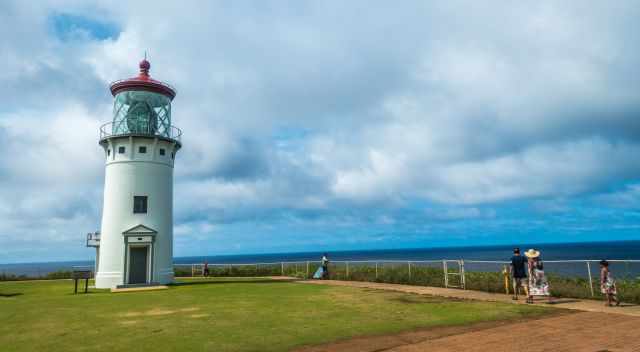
[{"x1": 1, "y1": 0, "x2": 640, "y2": 261}]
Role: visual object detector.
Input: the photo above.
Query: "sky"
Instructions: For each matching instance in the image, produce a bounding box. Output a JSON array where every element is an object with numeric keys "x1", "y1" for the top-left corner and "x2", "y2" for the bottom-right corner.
[{"x1": 1, "y1": 1, "x2": 639, "y2": 263}]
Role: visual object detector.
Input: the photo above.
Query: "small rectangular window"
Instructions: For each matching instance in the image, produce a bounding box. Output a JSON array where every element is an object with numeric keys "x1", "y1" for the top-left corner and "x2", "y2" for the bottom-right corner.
[
  {"x1": 159, "y1": 148, "x2": 165, "y2": 156},
  {"x1": 107, "y1": 149, "x2": 111, "y2": 156},
  {"x1": 171, "y1": 152, "x2": 174, "y2": 159},
  {"x1": 118, "y1": 146, "x2": 125, "y2": 154},
  {"x1": 139, "y1": 146, "x2": 147, "y2": 153},
  {"x1": 133, "y1": 196, "x2": 148, "y2": 214}
]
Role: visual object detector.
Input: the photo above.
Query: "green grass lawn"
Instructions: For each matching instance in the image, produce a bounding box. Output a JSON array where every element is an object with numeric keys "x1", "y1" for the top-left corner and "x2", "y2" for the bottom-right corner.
[{"x1": 0, "y1": 278, "x2": 552, "y2": 352}]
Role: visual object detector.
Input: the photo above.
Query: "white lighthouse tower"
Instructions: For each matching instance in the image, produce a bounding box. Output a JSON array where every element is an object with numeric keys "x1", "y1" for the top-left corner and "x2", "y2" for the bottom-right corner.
[{"x1": 94, "y1": 58, "x2": 181, "y2": 289}]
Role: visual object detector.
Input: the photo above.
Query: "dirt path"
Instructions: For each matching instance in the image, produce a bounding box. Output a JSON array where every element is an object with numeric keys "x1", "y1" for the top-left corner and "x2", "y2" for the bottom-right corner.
[
  {"x1": 389, "y1": 311, "x2": 640, "y2": 352},
  {"x1": 295, "y1": 280, "x2": 640, "y2": 351},
  {"x1": 301, "y1": 280, "x2": 640, "y2": 317},
  {"x1": 293, "y1": 312, "x2": 572, "y2": 352}
]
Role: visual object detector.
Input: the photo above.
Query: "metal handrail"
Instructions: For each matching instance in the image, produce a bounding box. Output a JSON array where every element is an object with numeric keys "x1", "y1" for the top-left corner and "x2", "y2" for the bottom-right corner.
[
  {"x1": 99, "y1": 121, "x2": 182, "y2": 142},
  {"x1": 174, "y1": 259, "x2": 640, "y2": 266}
]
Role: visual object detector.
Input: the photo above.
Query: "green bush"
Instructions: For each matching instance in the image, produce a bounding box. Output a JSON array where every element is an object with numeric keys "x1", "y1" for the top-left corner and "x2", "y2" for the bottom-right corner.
[
  {"x1": 45, "y1": 270, "x2": 73, "y2": 279},
  {"x1": 172, "y1": 261, "x2": 640, "y2": 304},
  {"x1": 328, "y1": 262, "x2": 640, "y2": 305},
  {"x1": 174, "y1": 264, "x2": 283, "y2": 278},
  {"x1": 0, "y1": 270, "x2": 74, "y2": 281},
  {"x1": 0, "y1": 273, "x2": 29, "y2": 281}
]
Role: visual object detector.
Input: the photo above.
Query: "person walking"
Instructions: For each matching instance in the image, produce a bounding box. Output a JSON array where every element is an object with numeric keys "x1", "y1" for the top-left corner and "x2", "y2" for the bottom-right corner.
[
  {"x1": 203, "y1": 260, "x2": 210, "y2": 277},
  {"x1": 509, "y1": 248, "x2": 527, "y2": 300},
  {"x1": 321, "y1": 253, "x2": 329, "y2": 279},
  {"x1": 600, "y1": 260, "x2": 620, "y2": 307}
]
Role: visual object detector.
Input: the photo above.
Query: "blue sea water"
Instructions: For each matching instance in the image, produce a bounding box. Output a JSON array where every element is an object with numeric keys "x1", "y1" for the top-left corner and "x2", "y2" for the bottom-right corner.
[{"x1": 2, "y1": 240, "x2": 639, "y2": 277}]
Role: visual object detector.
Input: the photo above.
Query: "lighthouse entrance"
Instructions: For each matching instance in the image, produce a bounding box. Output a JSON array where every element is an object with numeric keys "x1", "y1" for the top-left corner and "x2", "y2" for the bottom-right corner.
[
  {"x1": 121, "y1": 224, "x2": 157, "y2": 286},
  {"x1": 128, "y1": 246, "x2": 148, "y2": 284}
]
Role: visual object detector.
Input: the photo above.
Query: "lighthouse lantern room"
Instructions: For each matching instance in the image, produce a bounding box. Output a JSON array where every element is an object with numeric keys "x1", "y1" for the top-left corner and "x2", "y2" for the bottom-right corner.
[{"x1": 94, "y1": 58, "x2": 181, "y2": 289}]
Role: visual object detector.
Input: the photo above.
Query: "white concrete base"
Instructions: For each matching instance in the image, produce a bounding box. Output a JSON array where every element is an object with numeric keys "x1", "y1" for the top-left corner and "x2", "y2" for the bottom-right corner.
[
  {"x1": 111, "y1": 285, "x2": 168, "y2": 293},
  {"x1": 95, "y1": 271, "x2": 123, "y2": 289}
]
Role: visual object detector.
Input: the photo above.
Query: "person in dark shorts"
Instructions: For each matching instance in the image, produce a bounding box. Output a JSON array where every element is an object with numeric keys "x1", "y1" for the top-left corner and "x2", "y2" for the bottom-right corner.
[
  {"x1": 510, "y1": 248, "x2": 527, "y2": 300},
  {"x1": 203, "y1": 261, "x2": 210, "y2": 277}
]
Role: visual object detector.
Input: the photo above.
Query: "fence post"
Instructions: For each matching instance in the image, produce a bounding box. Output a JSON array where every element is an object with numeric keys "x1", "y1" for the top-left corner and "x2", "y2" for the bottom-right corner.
[
  {"x1": 281, "y1": 262, "x2": 284, "y2": 276},
  {"x1": 191, "y1": 264, "x2": 195, "y2": 277},
  {"x1": 586, "y1": 261, "x2": 595, "y2": 297},
  {"x1": 408, "y1": 261, "x2": 411, "y2": 280},
  {"x1": 346, "y1": 261, "x2": 350, "y2": 279},
  {"x1": 375, "y1": 262, "x2": 379, "y2": 280},
  {"x1": 306, "y1": 261, "x2": 309, "y2": 278},
  {"x1": 460, "y1": 260, "x2": 466, "y2": 290},
  {"x1": 443, "y1": 260, "x2": 448, "y2": 288}
]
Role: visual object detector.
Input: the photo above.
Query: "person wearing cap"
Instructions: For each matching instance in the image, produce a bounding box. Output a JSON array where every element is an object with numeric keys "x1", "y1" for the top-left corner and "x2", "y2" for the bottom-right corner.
[
  {"x1": 524, "y1": 249, "x2": 552, "y2": 304},
  {"x1": 509, "y1": 248, "x2": 527, "y2": 300},
  {"x1": 600, "y1": 260, "x2": 619, "y2": 307}
]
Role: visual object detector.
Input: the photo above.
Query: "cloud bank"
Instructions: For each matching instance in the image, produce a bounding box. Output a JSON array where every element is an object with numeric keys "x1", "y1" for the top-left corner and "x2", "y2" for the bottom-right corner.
[{"x1": 1, "y1": 1, "x2": 639, "y2": 262}]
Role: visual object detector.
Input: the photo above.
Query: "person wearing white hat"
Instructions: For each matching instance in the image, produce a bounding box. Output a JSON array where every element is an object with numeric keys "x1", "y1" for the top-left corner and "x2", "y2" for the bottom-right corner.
[{"x1": 525, "y1": 249, "x2": 552, "y2": 304}]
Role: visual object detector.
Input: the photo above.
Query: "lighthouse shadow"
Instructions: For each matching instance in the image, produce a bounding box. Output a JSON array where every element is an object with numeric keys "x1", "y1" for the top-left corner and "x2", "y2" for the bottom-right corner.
[{"x1": 171, "y1": 278, "x2": 296, "y2": 287}]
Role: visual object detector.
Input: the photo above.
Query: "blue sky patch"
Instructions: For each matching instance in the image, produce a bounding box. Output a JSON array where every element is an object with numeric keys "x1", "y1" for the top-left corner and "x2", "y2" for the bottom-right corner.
[{"x1": 50, "y1": 13, "x2": 119, "y2": 41}]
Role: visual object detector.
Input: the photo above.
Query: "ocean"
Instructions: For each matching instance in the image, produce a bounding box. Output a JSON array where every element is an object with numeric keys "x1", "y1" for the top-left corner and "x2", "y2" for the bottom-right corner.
[{"x1": 2, "y1": 240, "x2": 639, "y2": 278}]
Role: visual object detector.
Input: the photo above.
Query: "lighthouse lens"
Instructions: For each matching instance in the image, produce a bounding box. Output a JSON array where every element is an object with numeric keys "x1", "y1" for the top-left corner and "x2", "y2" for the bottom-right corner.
[
  {"x1": 112, "y1": 91, "x2": 171, "y2": 138},
  {"x1": 126, "y1": 101, "x2": 157, "y2": 133}
]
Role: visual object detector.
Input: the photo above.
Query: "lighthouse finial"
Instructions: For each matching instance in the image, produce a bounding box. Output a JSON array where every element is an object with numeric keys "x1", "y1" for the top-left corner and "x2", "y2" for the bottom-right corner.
[{"x1": 139, "y1": 52, "x2": 151, "y2": 76}]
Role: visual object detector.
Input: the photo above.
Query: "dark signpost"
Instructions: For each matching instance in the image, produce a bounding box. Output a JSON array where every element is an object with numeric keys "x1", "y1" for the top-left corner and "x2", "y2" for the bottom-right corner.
[{"x1": 72, "y1": 270, "x2": 92, "y2": 294}]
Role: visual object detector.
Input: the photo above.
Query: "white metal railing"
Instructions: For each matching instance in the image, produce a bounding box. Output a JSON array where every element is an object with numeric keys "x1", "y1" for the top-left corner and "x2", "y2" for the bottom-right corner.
[
  {"x1": 3, "y1": 259, "x2": 637, "y2": 298},
  {"x1": 172, "y1": 259, "x2": 640, "y2": 299},
  {"x1": 99, "y1": 122, "x2": 182, "y2": 142}
]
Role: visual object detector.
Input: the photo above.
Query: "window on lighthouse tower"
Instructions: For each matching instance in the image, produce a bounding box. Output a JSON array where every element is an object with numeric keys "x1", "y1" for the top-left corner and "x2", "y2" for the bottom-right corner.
[{"x1": 133, "y1": 196, "x2": 148, "y2": 214}]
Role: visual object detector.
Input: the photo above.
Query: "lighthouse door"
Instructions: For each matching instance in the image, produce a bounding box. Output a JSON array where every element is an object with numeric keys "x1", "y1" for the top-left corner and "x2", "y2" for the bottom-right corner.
[{"x1": 129, "y1": 246, "x2": 148, "y2": 284}]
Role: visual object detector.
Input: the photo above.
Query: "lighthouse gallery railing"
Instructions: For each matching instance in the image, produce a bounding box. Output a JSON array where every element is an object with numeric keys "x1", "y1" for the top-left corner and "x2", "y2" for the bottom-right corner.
[{"x1": 99, "y1": 121, "x2": 182, "y2": 143}]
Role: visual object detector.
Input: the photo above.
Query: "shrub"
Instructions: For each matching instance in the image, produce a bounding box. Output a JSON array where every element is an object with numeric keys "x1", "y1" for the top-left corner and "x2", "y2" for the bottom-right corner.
[{"x1": 171, "y1": 261, "x2": 640, "y2": 304}]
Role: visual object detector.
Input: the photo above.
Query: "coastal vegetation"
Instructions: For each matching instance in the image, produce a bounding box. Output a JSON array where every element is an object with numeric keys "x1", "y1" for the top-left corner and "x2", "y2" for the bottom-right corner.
[
  {"x1": 174, "y1": 262, "x2": 640, "y2": 304},
  {"x1": 0, "y1": 278, "x2": 550, "y2": 352},
  {"x1": 0, "y1": 270, "x2": 74, "y2": 281},
  {"x1": 3, "y1": 262, "x2": 638, "y2": 304}
]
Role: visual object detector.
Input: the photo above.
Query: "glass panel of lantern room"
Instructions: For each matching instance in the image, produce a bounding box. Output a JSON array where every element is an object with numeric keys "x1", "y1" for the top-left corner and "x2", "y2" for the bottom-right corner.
[{"x1": 112, "y1": 91, "x2": 172, "y2": 137}]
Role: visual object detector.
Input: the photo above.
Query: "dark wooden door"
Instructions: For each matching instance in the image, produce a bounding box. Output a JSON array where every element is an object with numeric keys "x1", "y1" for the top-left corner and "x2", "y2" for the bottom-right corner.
[{"x1": 129, "y1": 246, "x2": 148, "y2": 284}]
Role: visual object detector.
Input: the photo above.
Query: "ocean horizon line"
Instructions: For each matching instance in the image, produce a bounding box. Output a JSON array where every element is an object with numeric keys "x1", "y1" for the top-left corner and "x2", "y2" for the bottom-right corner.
[{"x1": 2, "y1": 239, "x2": 640, "y2": 266}]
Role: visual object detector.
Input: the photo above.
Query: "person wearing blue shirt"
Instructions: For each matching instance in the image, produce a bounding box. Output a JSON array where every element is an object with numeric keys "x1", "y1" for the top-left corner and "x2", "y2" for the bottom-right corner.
[{"x1": 510, "y1": 248, "x2": 527, "y2": 300}]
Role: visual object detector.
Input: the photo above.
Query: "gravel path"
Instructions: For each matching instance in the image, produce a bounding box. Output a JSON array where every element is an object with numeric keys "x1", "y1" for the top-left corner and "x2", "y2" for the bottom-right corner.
[
  {"x1": 302, "y1": 280, "x2": 640, "y2": 316},
  {"x1": 297, "y1": 280, "x2": 640, "y2": 352}
]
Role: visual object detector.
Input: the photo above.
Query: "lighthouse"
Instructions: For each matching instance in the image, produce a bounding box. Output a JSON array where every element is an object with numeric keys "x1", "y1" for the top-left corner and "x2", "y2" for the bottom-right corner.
[{"x1": 94, "y1": 58, "x2": 181, "y2": 289}]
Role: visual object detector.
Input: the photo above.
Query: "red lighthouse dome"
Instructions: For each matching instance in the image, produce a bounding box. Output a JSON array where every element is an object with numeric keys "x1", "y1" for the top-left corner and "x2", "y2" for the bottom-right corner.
[{"x1": 109, "y1": 58, "x2": 176, "y2": 100}]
